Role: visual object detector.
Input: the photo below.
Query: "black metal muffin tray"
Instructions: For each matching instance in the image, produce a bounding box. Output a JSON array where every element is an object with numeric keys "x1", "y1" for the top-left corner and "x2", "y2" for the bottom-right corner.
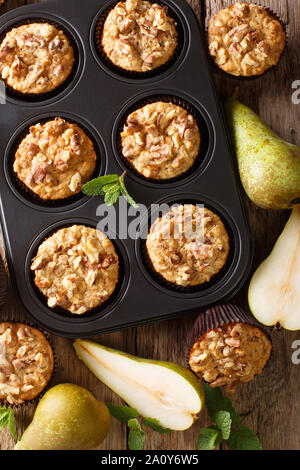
[{"x1": 0, "y1": 0, "x2": 253, "y2": 337}]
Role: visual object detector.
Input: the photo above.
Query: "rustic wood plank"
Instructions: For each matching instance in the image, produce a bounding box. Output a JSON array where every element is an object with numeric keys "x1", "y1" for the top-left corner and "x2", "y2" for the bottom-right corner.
[{"x1": 0, "y1": 0, "x2": 299, "y2": 451}]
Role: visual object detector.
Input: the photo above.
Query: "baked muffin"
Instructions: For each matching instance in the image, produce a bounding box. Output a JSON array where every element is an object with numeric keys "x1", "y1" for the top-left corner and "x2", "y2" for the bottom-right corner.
[
  {"x1": 31, "y1": 225, "x2": 119, "y2": 315},
  {"x1": 146, "y1": 205, "x2": 229, "y2": 286},
  {"x1": 207, "y1": 2, "x2": 286, "y2": 77},
  {"x1": 188, "y1": 305, "x2": 272, "y2": 392},
  {"x1": 0, "y1": 323, "x2": 54, "y2": 405},
  {"x1": 14, "y1": 118, "x2": 97, "y2": 200},
  {"x1": 0, "y1": 23, "x2": 74, "y2": 94},
  {"x1": 121, "y1": 102, "x2": 200, "y2": 179},
  {"x1": 101, "y1": 0, "x2": 177, "y2": 72}
]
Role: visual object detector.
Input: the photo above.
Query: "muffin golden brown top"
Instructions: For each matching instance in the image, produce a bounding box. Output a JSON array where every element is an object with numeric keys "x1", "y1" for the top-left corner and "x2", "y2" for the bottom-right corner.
[
  {"x1": 189, "y1": 322, "x2": 272, "y2": 392},
  {"x1": 0, "y1": 23, "x2": 75, "y2": 94},
  {"x1": 0, "y1": 323, "x2": 54, "y2": 405},
  {"x1": 146, "y1": 205, "x2": 230, "y2": 286},
  {"x1": 13, "y1": 117, "x2": 97, "y2": 201},
  {"x1": 31, "y1": 225, "x2": 119, "y2": 315},
  {"x1": 101, "y1": 0, "x2": 178, "y2": 72},
  {"x1": 207, "y1": 2, "x2": 285, "y2": 77},
  {"x1": 0, "y1": 23, "x2": 74, "y2": 94},
  {"x1": 121, "y1": 102, "x2": 200, "y2": 179}
]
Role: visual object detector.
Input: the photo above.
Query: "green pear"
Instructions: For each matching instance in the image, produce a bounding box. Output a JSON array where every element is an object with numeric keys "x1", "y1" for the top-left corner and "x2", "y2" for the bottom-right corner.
[
  {"x1": 74, "y1": 339, "x2": 204, "y2": 431},
  {"x1": 249, "y1": 207, "x2": 300, "y2": 330},
  {"x1": 15, "y1": 383, "x2": 110, "y2": 450},
  {"x1": 225, "y1": 99, "x2": 300, "y2": 210}
]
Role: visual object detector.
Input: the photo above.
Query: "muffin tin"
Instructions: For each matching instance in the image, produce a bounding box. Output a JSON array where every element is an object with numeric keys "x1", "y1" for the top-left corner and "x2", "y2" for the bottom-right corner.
[{"x1": 0, "y1": 0, "x2": 252, "y2": 337}]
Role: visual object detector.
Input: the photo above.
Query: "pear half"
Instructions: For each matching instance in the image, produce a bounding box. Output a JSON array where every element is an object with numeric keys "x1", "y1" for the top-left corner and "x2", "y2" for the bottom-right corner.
[
  {"x1": 74, "y1": 340, "x2": 204, "y2": 431},
  {"x1": 249, "y1": 208, "x2": 300, "y2": 330}
]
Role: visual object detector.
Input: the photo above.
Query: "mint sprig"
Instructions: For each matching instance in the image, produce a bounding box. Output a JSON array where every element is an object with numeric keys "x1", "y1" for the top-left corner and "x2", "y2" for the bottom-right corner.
[
  {"x1": 106, "y1": 403, "x2": 172, "y2": 450},
  {"x1": 127, "y1": 419, "x2": 145, "y2": 450},
  {"x1": 82, "y1": 173, "x2": 138, "y2": 207},
  {"x1": 0, "y1": 406, "x2": 18, "y2": 441},
  {"x1": 199, "y1": 385, "x2": 262, "y2": 451},
  {"x1": 198, "y1": 427, "x2": 222, "y2": 450}
]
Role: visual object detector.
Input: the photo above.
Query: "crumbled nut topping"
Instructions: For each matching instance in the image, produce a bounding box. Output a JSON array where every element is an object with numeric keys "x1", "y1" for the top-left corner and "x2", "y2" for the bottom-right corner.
[
  {"x1": 31, "y1": 225, "x2": 119, "y2": 315},
  {"x1": 207, "y1": 2, "x2": 285, "y2": 76},
  {"x1": 102, "y1": 0, "x2": 178, "y2": 72},
  {"x1": 189, "y1": 323, "x2": 272, "y2": 392},
  {"x1": 121, "y1": 102, "x2": 200, "y2": 179},
  {"x1": 146, "y1": 205, "x2": 230, "y2": 286},
  {"x1": 14, "y1": 118, "x2": 97, "y2": 200},
  {"x1": 0, "y1": 23, "x2": 74, "y2": 94},
  {"x1": 0, "y1": 323, "x2": 54, "y2": 405}
]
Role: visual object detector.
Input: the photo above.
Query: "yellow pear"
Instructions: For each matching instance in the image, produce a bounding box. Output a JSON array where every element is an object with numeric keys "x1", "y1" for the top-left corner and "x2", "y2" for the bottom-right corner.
[{"x1": 15, "y1": 383, "x2": 110, "y2": 450}]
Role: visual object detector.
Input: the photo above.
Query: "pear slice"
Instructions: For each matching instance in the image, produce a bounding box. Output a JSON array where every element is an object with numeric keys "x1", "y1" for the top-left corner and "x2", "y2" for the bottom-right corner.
[
  {"x1": 249, "y1": 208, "x2": 300, "y2": 330},
  {"x1": 74, "y1": 340, "x2": 204, "y2": 431}
]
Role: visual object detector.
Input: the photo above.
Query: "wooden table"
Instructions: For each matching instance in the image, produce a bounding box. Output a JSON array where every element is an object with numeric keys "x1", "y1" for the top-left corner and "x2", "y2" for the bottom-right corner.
[{"x1": 0, "y1": 0, "x2": 299, "y2": 451}]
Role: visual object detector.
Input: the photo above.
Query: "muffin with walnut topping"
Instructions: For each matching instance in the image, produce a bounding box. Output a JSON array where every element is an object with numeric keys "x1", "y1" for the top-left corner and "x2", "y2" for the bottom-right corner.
[
  {"x1": 0, "y1": 23, "x2": 74, "y2": 94},
  {"x1": 14, "y1": 118, "x2": 97, "y2": 200},
  {"x1": 101, "y1": 0, "x2": 178, "y2": 72},
  {"x1": 146, "y1": 205, "x2": 229, "y2": 286},
  {"x1": 207, "y1": 2, "x2": 285, "y2": 77},
  {"x1": 31, "y1": 225, "x2": 119, "y2": 315},
  {"x1": 188, "y1": 304, "x2": 272, "y2": 392},
  {"x1": 121, "y1": 102, "x2": 200, "y2": 180},
  {"x1": 0, "y1": 323, "x2": 54, "y2": 405}
]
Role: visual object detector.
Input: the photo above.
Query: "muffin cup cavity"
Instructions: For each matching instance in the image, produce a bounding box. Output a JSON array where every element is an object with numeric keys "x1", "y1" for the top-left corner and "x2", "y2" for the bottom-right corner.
[
  {"x1": 136, "y1": 196, "x2": 238, "y2": 297},
  {"x1": 91, "y1": 0, "x2": 187, "y2": 81},
  {"x1": 25, "y1": 220, "x2": 129, "y2": 321},
  {"x1": 4, "y1": 113, "x2": 106, "y2": 212},
  {"x1": 0, "y1": 15, "x2": 83, "y2": 104},
  {"x1": 113, "y1": 93, "x2": 213, "y2": 186},
  {"x1": 0, "y1": 319, "x2": 57, "y2": 409}
]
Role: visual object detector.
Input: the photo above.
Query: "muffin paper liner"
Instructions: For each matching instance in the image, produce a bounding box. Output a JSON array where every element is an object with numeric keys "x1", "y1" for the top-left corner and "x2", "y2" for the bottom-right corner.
[
  {"x1": 93, "y1": 0, "x2": 184, "y2": 80},
  {"x1": 0, "y1": 17, "x2": 79, "y2": 102},
  {"x1": 6, "y1": 116, "x2": 102, "y2": 209},
  {"x1": 115, "y1": 94, "x2": 210, "y2": 184},
  {"x1": 140, "y1": 199, "x2": 235, "y2": 294},
  {"x1": 186, "y1": 303, "x2": 273, "y2": 375},
  {"x1": 0, "y1": 319, "x2": 57, "y2": 410},
  {"x1": 206, "y1": 3, "x2": 288, "y2": 81},
  {"x1": 28, "y1": 222, "x2": 125, "y2": 319}
]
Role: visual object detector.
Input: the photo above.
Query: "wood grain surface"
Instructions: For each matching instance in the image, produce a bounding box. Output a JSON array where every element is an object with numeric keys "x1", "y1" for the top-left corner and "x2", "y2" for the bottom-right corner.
[{"x1": 0, "y1": 0, "x2": 299, "y2": 451}]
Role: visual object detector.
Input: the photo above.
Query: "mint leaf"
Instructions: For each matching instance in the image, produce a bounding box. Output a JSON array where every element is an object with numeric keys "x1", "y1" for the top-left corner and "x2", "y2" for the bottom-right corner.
[
  {"x1": 203, "y1": 384, "x2": 240, "y2": 424},
  {"x1": 82, "y1": 175, "x2": 120, "y2": 196},
  {"x1": 198, "y1": 427, "x2": 222, "y2": 450},
  {"x1": 106, "y1": 403, "x2": 139, "y2": 423},
  {"x1": 128, "y1": 419, "x2": 145, "y2": 450},
  {"x1": 103, "y1": 182, "x2": 121, "y2": 193},
  {"x1": 104, "y1": 188, "x2": 121, "y2": 206},
  {"x1": 8, "y1": 409, "x2": 17, "y2": 441},
  {"x1": 0, "y1": 407, "x2": 17, "y2": 440},
  {"x1": 228, "y1": 426, "x2": 263, "y2": 450},
  {"x1": 0, "y1": 408, "x2": 9, "y2": 430},
  {"x1": 143, "y1": 417, "x2": 172, "y2": 434},
  {"x1": 213, "y1": 411, "x2": 232, "y2": 440},
  {"x1": 119, "y1": 177, "x2": 138, "y2": 208}
]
